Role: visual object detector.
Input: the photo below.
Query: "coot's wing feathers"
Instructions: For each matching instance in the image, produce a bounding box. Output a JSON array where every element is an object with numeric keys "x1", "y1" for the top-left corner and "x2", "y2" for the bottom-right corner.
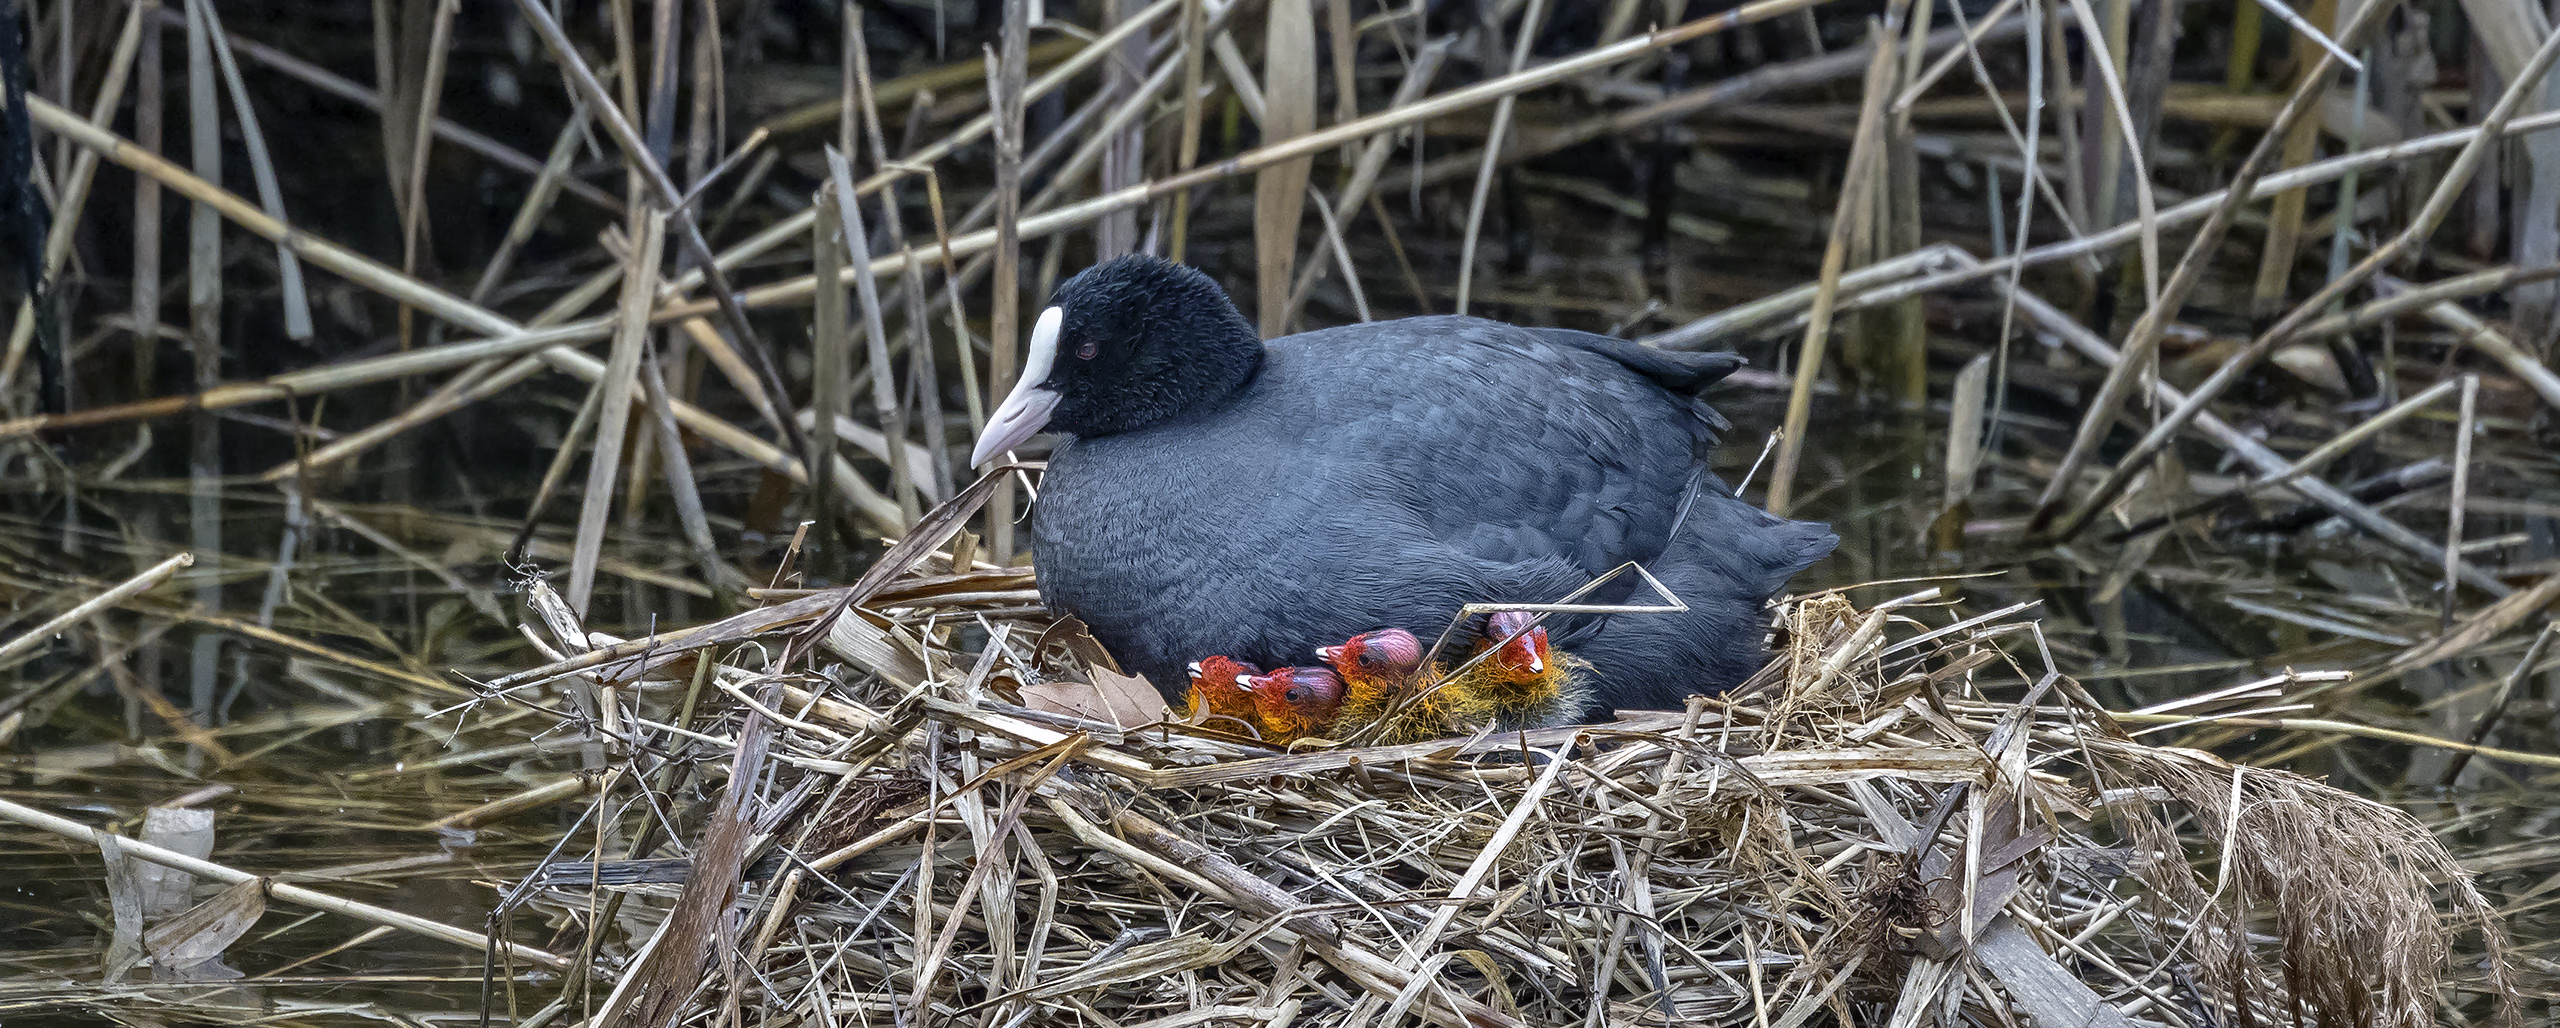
[
  {"x1": 1518, "y1": 326, "x2": 1744, "y2": 440},
  {"x1": 1269, "y1": 316, "x2": 1726, "y2": 578}
]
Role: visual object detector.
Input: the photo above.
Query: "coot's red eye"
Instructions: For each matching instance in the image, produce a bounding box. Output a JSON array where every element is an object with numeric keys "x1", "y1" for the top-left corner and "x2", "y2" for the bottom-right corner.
[{"x1": 1076, "y1": 339, "x2": 1099, "y2": 360}]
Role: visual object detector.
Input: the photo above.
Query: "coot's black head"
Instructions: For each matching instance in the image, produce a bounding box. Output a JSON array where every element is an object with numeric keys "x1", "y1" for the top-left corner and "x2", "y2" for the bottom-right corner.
[{"x1": 970, "y1": 255, "x2": 1263, "y2": 467}]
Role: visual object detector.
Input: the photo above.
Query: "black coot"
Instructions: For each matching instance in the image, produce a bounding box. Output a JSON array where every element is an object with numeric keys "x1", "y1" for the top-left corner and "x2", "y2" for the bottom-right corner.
[{"x1": 970, "y1": 256, "x2": 1835, "y2": 719}]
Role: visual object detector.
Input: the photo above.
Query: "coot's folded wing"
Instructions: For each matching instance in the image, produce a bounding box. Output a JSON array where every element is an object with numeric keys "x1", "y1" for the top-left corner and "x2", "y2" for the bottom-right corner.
[{"x1": 1270, "y1": 316, "x2": 1740, "y2": 579}]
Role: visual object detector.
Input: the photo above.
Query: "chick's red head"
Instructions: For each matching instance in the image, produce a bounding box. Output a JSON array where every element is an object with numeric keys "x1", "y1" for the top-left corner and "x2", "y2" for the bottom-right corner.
[
  {"x1": 1241, "y1": 666, "x2": 1346, "y2": 741},
  {"x1": 1317, "y1": 628, "x2": 1424, "y2": 683},
  {"x1": 1184, "y1": 655, "x2": 1262, "y2": 721},
  {"x1": 1480, "y1": 611, "x2": 1550, "y2": 675}
]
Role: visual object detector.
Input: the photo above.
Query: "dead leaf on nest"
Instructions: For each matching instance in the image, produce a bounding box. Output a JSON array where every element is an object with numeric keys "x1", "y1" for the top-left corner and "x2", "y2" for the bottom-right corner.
[
  {"x1": 1021, "y1": 667, "x2": 1167, "y2": 729},
  {"x1": 1036, "y1": 616, "x2": 1126, "y2": 674}
]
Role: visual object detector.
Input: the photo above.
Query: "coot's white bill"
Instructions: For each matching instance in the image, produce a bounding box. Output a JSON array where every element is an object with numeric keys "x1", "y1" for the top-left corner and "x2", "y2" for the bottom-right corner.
[{"x1": 970, "y1": 306, "x2": 1065, "y2": 467}]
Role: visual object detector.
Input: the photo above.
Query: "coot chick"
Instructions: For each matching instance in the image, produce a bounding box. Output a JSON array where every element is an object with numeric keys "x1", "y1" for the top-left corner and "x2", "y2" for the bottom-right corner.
[
  {"x1": 1453, "y1": 611, "x2": 1592, "y2": 729},
  {"x1": 1239, "y1": 666, "x2": 1346, "y2": 744},
  {"x1": 1266, "y1": 644, "x2": 1464, "y2": 746},
  {"x1": 972, "y1": 255, "x2": 1835, "y2": 718},
  {"x1": 1181, "y1": 655, "x2": 1262, "y2": 731},
  {"x1": 1316, "y1": 628, "x2": 1444, "y2": 738},
  {"x1": 1316, "y1": 628, "x2": 1426, "y2": 705}
]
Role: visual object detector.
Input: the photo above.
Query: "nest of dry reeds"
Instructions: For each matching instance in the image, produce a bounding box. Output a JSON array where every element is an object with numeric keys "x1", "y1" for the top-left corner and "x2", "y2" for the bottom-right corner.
[{"x1": 478, "y1": 514, "x2": 2516, "y2": 1028}]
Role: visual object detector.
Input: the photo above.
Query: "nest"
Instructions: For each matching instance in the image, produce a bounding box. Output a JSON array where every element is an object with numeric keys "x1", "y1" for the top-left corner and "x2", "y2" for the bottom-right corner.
[{"x1": 487, "y1": 532, "x2": 2516, "y2": 1028}]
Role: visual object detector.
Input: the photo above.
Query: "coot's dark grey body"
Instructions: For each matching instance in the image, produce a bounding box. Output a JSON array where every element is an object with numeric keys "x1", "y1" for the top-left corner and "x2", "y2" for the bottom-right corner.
[{"x1": 998, "y1": 278, "x2": 1836, "y2": 717}]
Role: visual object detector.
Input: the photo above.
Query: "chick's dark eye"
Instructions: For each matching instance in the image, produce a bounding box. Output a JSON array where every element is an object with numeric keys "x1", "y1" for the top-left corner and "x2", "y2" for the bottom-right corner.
[
  {"x1": 1075, "y1": 338, "x2": 1100, "y2": 360},
  {"x1": 1286, "y1": 687, "x2": 1308, "y2": 703}
]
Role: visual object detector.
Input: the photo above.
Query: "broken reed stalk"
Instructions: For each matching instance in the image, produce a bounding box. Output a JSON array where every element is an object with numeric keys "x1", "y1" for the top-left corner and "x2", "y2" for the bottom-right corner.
[
  {"x1": 828, "y1": 147, "x2": 918, "y2": 527},
  {"x1": 1253, "y1": 0, "x2": 1315, "y2": 335},
  {"x1": 1167, "y1": 0, "x2": 1207, "y2": 261},
  {"x1": 810, "y1": 174, "x2": 852, "y2": 571},
  {"x1": 566, "y1": 210, "x2": 666, "y2": 617},
  {"x1": 985, "y1": 0, "x2": 1030, "y2": 564},
  {"x1": 2443, "y1": 374, "x2": 2478, "y2": 631},
  {"x1": 1767, "y1": 23, "x2": 1899, "y2": 516},
  {"x1": 184, "y1": 0, "x2": 222, "y2": 717},
  {"x1": 845, "y1": 13, "x2": 956, "y2": 501}
]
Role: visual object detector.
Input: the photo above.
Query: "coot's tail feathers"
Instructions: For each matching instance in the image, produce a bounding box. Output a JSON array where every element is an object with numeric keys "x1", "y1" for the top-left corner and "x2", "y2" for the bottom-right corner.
[
  {"x1": 1672, "y1": 487, "x2": 1839, "y2": 600},
  {"x1": 1563, "y1": 500, "x2": 1833, "y2": 715},
  {"x1": 1527, "y1": 328, "x2": 1745, "y2": 437}
]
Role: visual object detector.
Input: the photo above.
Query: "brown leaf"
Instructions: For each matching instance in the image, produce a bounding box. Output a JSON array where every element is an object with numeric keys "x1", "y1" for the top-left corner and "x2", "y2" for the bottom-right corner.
[
  {"x1": 1036, "y1": 615, "x2": 1124, "y2": 674},
  {"x1": 1020, "y1": 668, "x2": 1168, "y2": 729}
]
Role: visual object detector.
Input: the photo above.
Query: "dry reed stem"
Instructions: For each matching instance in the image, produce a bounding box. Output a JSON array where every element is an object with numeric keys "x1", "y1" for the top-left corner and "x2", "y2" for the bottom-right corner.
[
  {"x1": 2027, "y1": 0, "x2": 2398, "y2": 529},
  {"x1": 810, "y1": 171, "x2": 853, "y2": 563},
  {"x1": 0, "y1": 795, "x2": 567, "y2": 968},
  {"x1": 2051, "y1": 26, "x2": 2560, "y2": 543},
  {"x1": 984, "y1": 0, "x2": 1030, "y2": 563},
  {"x1": 1452, "y1": 0, "x2": 1546, "y2": 319},
  {"x1": 1254, "y1": 0, "x2": 1315, "y2": 335},
  {"x1": 567, "y1": 210, "x2": 665, "y2": 616},
  {"x1": 1767, "y1": 24, "x2": 1899, "y2": 516}
]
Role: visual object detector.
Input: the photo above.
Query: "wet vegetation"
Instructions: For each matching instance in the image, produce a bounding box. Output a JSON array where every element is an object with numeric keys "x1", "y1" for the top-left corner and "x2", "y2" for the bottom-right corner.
[{"x1": 1, "y1": 0, "x2": 2558, "y2": 1024}]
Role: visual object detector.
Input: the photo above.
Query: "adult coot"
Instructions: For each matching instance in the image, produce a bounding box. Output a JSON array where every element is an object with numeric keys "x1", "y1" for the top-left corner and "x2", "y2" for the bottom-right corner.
[{"x1": 971, "y1": 255, "x2": 1835, "y2": 720}]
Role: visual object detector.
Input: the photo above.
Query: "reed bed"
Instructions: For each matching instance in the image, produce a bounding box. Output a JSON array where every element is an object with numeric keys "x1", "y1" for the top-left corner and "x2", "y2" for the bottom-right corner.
[{"x1": 2, "y1": 0, "x2": 2559, "y2": 1024}]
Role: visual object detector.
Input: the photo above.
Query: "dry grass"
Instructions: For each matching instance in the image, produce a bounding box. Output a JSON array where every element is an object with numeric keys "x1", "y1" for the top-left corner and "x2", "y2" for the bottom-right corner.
[{"x1": 398, "y1": 557, "x2": 2511, "y2": 1028}]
